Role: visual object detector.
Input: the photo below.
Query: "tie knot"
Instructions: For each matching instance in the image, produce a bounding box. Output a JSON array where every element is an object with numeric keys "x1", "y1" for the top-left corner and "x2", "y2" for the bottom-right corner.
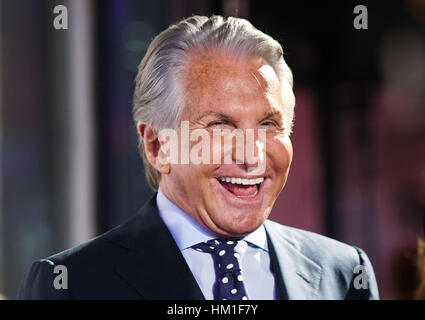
[
  {"x1": 193, "y1": 239, "x2": 243, "y2": 274},
  {"x1": 208, "y1": 238, "x2": 238, "y2": 250},
  {"x1": 193, "y1": 238, "x2": 239, "y2": 253}
]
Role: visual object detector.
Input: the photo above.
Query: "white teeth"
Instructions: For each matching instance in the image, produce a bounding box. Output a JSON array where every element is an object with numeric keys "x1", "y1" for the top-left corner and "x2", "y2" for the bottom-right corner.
[{"x1": 217, "y1": 177, "x2": 265, "y2": 185}]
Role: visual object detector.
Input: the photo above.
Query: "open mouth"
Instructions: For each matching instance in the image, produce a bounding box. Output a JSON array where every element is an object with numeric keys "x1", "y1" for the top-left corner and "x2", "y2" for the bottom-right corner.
[{"x1": 216, "y1": 177, "x2": 264, "y2": 198}]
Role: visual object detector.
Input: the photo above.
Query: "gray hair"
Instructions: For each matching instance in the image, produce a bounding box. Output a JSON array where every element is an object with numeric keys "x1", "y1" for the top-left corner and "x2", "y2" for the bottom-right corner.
[{"x1": 133, "y1": 15, "x2": 295, "y2": 191}]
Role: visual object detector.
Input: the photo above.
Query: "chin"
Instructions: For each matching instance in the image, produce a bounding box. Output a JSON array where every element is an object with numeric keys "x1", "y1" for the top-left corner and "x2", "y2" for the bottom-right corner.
[{"x1": 210, "y1": 208, "x2": 268, "y2": 237}]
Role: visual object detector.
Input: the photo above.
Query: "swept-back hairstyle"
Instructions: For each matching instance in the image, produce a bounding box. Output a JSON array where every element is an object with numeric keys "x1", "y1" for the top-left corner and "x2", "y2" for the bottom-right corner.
[{"x1": 133, "y1": 15, "x2": 294, "y2": 191}]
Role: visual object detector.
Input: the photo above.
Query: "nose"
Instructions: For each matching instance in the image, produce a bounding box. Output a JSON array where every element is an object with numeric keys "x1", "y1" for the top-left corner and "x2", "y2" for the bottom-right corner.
[{"x1": 232, "y1": 128, "x2": 266, "y2": 173}]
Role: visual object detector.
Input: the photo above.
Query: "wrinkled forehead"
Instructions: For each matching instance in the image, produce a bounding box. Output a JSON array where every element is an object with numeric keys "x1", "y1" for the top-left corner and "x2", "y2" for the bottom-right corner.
[
  {"x1": 188, "y1": 51, "x2": 273, "y2": 77},
  {"x1": 183, "y1": 52, "x2": 283, "y2": 100}
]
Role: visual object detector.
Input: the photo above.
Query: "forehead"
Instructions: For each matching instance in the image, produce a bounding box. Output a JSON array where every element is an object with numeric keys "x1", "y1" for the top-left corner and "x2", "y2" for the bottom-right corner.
[{"x1": 182, "y1": 52, "x2": 283, "y2": 116}]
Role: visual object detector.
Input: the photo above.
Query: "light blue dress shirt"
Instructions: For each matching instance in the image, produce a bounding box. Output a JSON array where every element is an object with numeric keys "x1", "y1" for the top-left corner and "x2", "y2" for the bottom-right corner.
[{"x1": 156, "y1": 187, "x2": 277, "y2": 300}]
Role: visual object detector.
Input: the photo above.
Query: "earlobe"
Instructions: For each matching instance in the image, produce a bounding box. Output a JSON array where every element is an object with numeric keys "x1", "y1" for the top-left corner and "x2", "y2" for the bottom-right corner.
[{"x1": 138, "y1": 122, "x2": 171, "y2": 175}]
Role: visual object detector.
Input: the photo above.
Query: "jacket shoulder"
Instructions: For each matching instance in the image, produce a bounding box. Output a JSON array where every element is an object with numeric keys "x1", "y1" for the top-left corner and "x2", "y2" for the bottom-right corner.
[
  {"x1": 265, "y1": 219, "x2": 359, "y2": 262},
  {"x1": 264, "y1": 220, "x2": 379, "y2": 299}
]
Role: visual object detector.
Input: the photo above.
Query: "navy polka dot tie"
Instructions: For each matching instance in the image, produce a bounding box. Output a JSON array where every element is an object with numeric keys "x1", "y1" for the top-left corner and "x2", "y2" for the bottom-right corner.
[{"x1": 193, "y1": 239, "x2": 249, "y2": 300}]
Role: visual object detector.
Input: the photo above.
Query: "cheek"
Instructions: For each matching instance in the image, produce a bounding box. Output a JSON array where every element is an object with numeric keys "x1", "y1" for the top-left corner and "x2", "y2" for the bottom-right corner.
[{"x1": 267, "y1": 135, "x2": 293, "y2": 172}]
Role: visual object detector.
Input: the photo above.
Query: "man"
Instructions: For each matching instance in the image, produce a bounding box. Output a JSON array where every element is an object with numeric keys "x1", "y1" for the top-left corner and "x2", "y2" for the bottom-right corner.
[{"x1": 18, "y1": 15, "x2": 379, "y2": 300}]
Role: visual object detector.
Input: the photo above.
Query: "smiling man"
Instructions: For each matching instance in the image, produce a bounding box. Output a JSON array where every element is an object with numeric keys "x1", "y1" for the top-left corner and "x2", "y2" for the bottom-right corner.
[
  {"x1": 150, "y1": 52, "x2": 293, "y2": 238},
  {"x1": 18, "y1": 15, "x2": 379, "y2": 300}
]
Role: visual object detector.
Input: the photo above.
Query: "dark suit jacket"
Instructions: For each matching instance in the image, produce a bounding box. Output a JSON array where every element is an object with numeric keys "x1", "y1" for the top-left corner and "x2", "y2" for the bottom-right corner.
[{"x1": 17, "y1": 195, "x2": 379, "y2": 299}]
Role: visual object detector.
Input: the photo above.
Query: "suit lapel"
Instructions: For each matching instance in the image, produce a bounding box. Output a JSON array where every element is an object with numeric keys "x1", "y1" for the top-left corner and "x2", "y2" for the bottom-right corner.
[
  {"x1": 264, "y1": 221, "x2": 322, "y2": 300},
  {"x1": 113, "y1": 195, "x2": 205, "y2": 300}
]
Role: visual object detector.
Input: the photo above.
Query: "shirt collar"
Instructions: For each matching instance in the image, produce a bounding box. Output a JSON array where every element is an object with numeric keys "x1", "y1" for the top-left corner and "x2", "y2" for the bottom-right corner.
[{"x1": 156, "y1": 187, "x2": 268, "y2": 252}]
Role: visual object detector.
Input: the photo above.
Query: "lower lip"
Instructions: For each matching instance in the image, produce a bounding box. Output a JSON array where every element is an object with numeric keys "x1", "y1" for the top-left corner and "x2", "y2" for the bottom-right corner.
[{"x1": 214, "y1": 178, "x2": 266, "y2": 203}]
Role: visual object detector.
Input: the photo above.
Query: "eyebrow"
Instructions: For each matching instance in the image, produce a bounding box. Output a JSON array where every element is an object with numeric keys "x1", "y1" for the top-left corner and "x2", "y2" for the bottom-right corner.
[
  {"x1": 195, "y1": 111, "x2": 236, "y2": 122},
  {"x1": 195, "y1": 110, "x2": 281, "y2": 122},
  {"x1": 261, "y1": 110, "x2": 281, "y2": 120}
]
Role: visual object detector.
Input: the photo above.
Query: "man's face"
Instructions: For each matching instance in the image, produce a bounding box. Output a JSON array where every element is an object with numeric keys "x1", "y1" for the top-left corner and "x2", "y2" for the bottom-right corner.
[{"x1": 159, "y1": 53, "x2": 294, "y2": 238}]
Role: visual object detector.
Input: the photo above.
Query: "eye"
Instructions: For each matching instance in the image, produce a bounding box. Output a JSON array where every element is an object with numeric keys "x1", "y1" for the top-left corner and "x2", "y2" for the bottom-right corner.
[
  {"x1": 207, "y1": 121, "x2": 227, "y2": 127},
  {"x1": 260, "y1": 120, "x2": 276, "y2": 126}
]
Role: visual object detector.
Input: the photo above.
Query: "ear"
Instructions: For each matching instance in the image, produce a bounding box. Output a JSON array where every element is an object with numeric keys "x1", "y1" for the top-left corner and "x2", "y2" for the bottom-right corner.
[{"x1": 137, "y1": 122, "x2": 171, "y2": 174}]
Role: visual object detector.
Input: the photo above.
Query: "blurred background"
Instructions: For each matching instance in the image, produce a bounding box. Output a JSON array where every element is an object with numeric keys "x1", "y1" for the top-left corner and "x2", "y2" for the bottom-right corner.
[{"x1": 1, "y1": 0, "x2": 425, "y2": 299}]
